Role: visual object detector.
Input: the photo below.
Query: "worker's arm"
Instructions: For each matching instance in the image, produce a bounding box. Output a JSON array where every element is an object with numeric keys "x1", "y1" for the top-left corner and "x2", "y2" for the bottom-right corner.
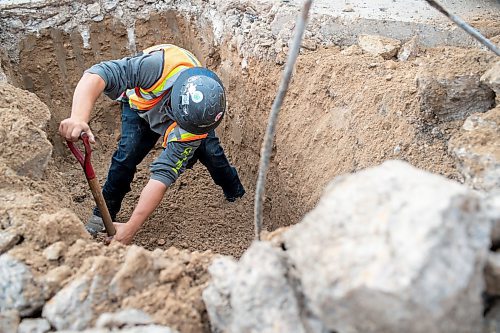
[
  {"x1": 59, "y1": 51, "x2": 164, "y2": 142},
  {"x1": 59, "y1": 73, "x2": 105, "y2": 142},
  {"x1": 112, "y1": 140, "x2": 201, "y2": 245},
  {"x1": 113, "y1": 179, "x2": 167, "y2": 244}
]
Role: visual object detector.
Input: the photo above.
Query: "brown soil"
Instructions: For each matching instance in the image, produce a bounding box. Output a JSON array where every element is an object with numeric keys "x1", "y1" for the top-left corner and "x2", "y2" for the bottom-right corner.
[{"x1": 2, "y1": 13, "x2": 495, "y2": 258}]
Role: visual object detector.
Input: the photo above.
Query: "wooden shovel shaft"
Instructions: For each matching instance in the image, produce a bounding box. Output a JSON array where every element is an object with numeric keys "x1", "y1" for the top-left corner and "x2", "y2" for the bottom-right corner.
[{"x1": 88, "y1": 177, "x2": 116, "y2": 236}]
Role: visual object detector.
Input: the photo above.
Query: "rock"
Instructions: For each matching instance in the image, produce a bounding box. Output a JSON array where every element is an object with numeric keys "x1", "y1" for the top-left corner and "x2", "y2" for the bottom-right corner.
[
  {"x1": 18, "y1": 318, "x2": 51, "y2": 333},
  {"x1": 449, "y1": 106, "x2": 500, "y2": 192},
  {"x1": 43, "y1": 256, "x2": 119, "y2": 330},
  {"x1": 87, "y1": 3, "x2": 101, "y2": 17},
  {"x1": 109, "y1": 245, "x2": 159, "y2": 298},
  {"x1": 342, "y1": 4, "x2": 354, "y2": 12},
  {"x1": 481, "y1": 60, "x2": 500, "y2": 102},
  {"x1": 203, "y1": 256, "x2": 238, "y2": 331},
  {"x1": 397, "y1": 36, "x2": 419, "y2": 61},
  {"x1": 0, "y1": 310, "x2": 20, "y2": 333},
  {"x1": 43, "y1": 241, "x2": 67, "y2": 261},
  {"x1": 485, "y1": 252, "x2": 500, "y2": 296},
  {"x1": 96, "y1": 309, "x2": 153, "y2": 328},
  {"x1": 0, "y1": 230, "x2": 21, "y2": 254},
  {"x1": 358, "y1": 34, "x2": 401, "y2": 60},
  {"x1": 284, "y1": 160, "x2": 491, "y2": 333},
  {"x1": 417, "y1": 67, "x2": 495, "y2": 122},
  {"x1": 203, "y1": 242, "x2": 311, "y2": 333},
  {"x1": 0, "y1": 254, "x2": 45, "y2": 317},
  {"x1": 43, "y1": 265, "x2": 73, "y2": 298}
]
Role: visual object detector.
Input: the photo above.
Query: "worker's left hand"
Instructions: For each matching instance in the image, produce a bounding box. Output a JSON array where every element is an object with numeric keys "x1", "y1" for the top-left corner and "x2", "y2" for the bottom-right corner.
[{"x1": 110, "y1": 222, "x2": 136, "y2": 245}]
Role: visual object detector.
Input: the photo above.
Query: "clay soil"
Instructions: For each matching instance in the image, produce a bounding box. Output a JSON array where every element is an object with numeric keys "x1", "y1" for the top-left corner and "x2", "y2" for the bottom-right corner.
[{"x1": 2, "y1": 13, "x2": 496, "y2": 257}]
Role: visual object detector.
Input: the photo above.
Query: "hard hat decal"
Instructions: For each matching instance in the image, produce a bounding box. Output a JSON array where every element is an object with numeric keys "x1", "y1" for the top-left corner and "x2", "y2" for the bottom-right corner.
[
  {"x1": 215, "y1": 112, "x2": 223, "y2": 122},
  {"x1": 181, "y1": 94, "x2": 190, "y2": 105},
  {"x1": 191, "y1": 91, "x2": 204, "y2": 103},
  {"x1": 186, "y1": 82, "x2": 204, "y2": 104}
]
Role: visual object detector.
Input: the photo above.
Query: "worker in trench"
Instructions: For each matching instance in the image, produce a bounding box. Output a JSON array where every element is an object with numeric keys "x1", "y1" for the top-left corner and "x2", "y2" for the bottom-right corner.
[{"x1": 59, "y1": 44, "x2": 245, "y2": 244}]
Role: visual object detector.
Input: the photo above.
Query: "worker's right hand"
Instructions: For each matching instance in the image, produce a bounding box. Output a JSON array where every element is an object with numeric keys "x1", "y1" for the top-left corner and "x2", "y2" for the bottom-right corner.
[{"x1": 59, "y1": 117, "x2": 95, "y2": 143}]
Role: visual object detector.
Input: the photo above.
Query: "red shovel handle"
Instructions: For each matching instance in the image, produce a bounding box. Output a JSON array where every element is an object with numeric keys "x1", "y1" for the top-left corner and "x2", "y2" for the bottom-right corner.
[
  {"x1": 66, "y1": 132, "x2": 96, "y2": 180},
  {"x1": 66, "y1": 132, "x2": 116, "y2": 237}
]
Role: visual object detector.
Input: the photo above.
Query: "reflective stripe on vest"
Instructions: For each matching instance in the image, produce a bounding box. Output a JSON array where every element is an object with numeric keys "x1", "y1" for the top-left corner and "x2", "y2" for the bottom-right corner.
[
  {"x1": 162, "y1": 122, "x2": 208, "y2": 148},
  {"x1": 126, "y1": 44, "x2": 202, "y2": 111}
]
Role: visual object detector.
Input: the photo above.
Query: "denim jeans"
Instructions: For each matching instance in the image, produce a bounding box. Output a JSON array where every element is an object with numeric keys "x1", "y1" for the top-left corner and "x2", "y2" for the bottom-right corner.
[{"x1": 94, "y1": 103, "x2": 245, "y2": 220}]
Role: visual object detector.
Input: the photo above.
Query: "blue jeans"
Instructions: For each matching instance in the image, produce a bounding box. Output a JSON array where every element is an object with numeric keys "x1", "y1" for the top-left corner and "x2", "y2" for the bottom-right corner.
[{"x1": 94, "y1": 103, "x2": 245, "y2": 220}]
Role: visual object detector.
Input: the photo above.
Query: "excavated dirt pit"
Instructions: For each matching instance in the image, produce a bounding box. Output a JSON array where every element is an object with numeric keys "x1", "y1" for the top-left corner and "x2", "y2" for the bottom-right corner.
[{"x1": 2, "y1": 12, "x2": 497, "y2": 258}]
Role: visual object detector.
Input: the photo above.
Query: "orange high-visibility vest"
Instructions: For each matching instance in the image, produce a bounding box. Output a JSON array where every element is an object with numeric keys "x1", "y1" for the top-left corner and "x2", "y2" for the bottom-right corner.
[
  {"x1": 162, "y1": 122, "x2": 207, "y2": 148},
  {"x1": 125, "y1": 44, "x2": 202, "y2": 111}
]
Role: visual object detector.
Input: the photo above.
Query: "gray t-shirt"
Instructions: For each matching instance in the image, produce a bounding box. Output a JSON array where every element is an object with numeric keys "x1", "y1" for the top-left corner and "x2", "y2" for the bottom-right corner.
[{"x1": 86, "y1": 51, "x2": 200, "y2": 187}]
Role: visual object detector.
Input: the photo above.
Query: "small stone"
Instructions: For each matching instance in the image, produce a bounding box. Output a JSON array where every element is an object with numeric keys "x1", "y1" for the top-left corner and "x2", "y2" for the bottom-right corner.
[
  {"x1": 342, "y1": 4, "x2": 354, "y2": 12},
  {"x1": 0, "y1": 231, "x2": 21, "y2": 254},
  {"x1": 393, "y1": 145, "x2": 401, "y2": 154},
  {"x1": 18, "y1": 318, "x2": 51, "y2": 333},
  {"x1": 157, "y1": 238, "x2": 166, "y2": 246},
  {"x1": 481, "y1": 60, "x2": 500, "y2": 102},
  {"x1": 96, "y1": 309, "x2": 153, "y2": 328},
  {"x1": 368, "y1": 63, "x2": 379, "y2": 69},
  {"x1": 385, "y1": 75, "x2": 393, "y2": 81},
  {"x1": 385, "y1": 60, "x2": 397, "y2": 70},
  {"x1": 340, "y1": 45, "x2": 363, "y2": 56},
  {"x1": 87, "y1": 3, "x2": 101, "y2": 17},
  {"x1": 358, "y1": 34, "x2": 401, "y2": 60},
  {"x1": 301, "y1": 38, "x2": 317, "y2": 51},
  {"x1": 43, "y1": 241, "x2": 67, "y2": 261},
  {"x1": 398, "y1": 36, "x2": 420, "y2": 61}
]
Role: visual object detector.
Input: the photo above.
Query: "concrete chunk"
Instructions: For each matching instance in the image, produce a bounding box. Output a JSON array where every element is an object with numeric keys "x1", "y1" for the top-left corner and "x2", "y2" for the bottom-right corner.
[
  {"x1": 0, "y1": 254, "x2": 45, "y2": 317},
  {"x1": 18, "y1": 318, "x2": 51, "y2": 333},
  {"x1": 284, "y1": 160, "x2": 491, "y2": 333},
  {"x1": 358, "y1": 34, "x2": 401, "y2": 60},
  {"x1": 449, "y1": 106, "x2": 500, "y2": 192}
]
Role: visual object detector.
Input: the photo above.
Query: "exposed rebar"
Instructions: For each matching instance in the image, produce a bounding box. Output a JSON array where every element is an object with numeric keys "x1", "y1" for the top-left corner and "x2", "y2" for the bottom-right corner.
[
  {"x1": 424, "y1": 0, "x2": 500, "y2": 56},
  {"x1": 254, "y1": 0, "x2": 313, "y2": 240}
]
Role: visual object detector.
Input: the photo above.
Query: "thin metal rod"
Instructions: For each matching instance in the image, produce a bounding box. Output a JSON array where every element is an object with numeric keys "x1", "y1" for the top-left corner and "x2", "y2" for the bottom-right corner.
[
  {"x1": 424, "y1": 0, "x2": 500, "y2": 56},
  {"x1": 254, "y1": 0, "x2": 313, "y2": 240}
]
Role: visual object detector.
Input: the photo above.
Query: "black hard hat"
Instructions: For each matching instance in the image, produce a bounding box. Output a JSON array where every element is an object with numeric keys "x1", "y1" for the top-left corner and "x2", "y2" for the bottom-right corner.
[{"x1": 170, "y1": 67, "x2": 226, "y2": 135}]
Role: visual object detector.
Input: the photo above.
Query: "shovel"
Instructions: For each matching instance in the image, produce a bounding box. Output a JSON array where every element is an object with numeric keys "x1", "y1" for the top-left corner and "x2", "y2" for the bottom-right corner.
[{"x1": 66, "y1": 133, "x2": 116, "y2": 237}]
